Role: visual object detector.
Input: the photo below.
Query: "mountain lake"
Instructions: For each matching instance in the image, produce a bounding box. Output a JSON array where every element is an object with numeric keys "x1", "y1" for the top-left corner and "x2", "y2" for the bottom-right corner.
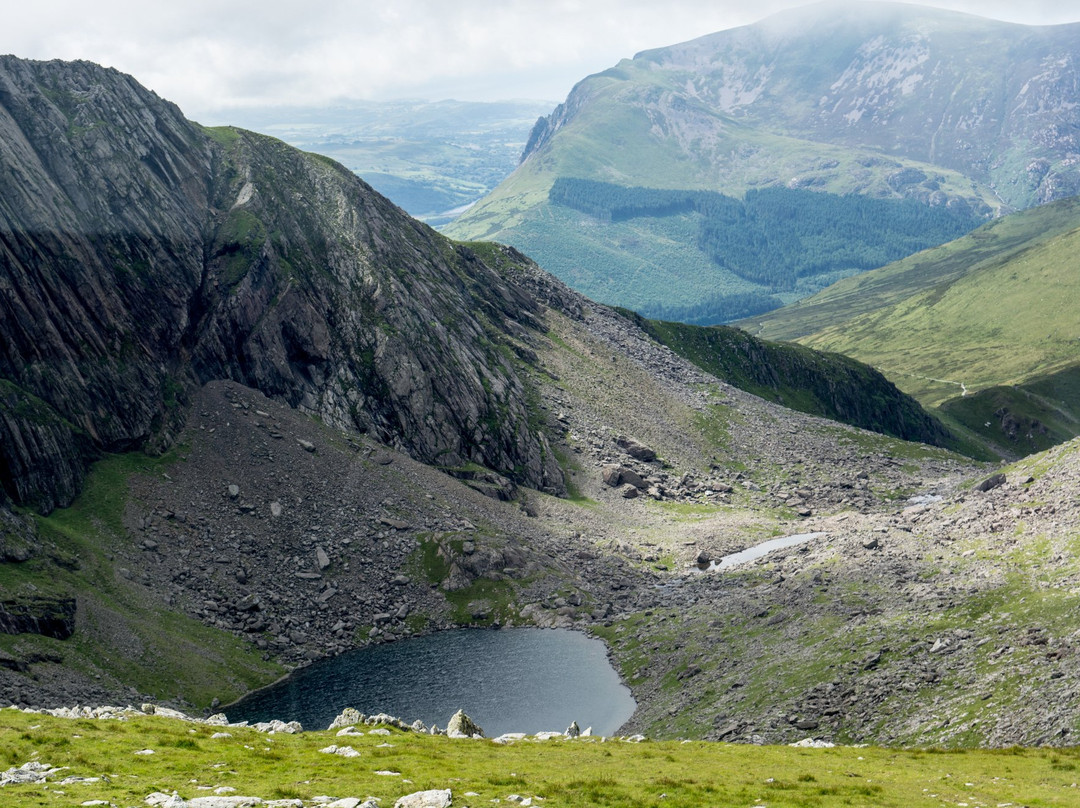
[{"x1": 224, "y1": 627, "x2": 636, "y2": 737}]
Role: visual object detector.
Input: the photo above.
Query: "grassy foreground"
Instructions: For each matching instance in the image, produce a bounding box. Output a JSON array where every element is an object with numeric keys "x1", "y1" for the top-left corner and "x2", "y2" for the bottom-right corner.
[{"x1": 3, "y1": 709, "x2": 1080, "y2": 807}]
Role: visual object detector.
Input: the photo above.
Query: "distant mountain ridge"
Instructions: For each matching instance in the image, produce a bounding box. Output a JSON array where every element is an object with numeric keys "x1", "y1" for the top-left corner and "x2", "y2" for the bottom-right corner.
[{"x1": 446, "y1": 2, "x2": 1080, "y2": 318}]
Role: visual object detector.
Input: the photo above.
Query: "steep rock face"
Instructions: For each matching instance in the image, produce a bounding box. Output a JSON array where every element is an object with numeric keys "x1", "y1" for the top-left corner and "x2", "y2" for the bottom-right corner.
[
  {"x1": 0, "y1": 58, "x2": 213, "y2": 510},
  {"x1": 0, "y1": 57, "x2": 563, "y2": 511},
  {"x1": 0, "y1": 596, "x2": 76, "y2": 640}
]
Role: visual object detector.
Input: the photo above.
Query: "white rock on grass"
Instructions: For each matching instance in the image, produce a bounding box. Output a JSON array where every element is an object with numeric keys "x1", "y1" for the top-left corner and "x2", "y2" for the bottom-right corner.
[
  {"x1": 319, "y1": 745, "x2": 361, "y2": 758},
  {"x1": 327, "y1": 708, "x2": 364, "y2": 730},
  {"x1": 788, "y1": 738, "x2": 836, "y2": 748},
  {"x1": 251, "y1": 720, "x2": 302, "y2": 734},
  {"x1": 59, "y1": 775, "x2": 101, "y2": 785},
  {"x1": 1, "y1": 761, "x2": 63, "y2": 785},
  {"x1": 394, "y1": 790, "x2": 452, "y2": 808},
  {"x1": 445, "y1": 709, "x2": 483, "y2": 739},
  {"x1": 146, "y1": 795, "x2": 268, "y2": 807},
  {"x1": 145, "y1": 795, "x2": 267, "y2": 807}
]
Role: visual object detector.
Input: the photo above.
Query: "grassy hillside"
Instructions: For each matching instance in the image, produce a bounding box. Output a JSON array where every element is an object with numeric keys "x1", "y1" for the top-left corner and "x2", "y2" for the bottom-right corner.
[
  {"x1": 444, "y1": 96, "x2": 989, "y2": 316},
  {"x1": 739, "y1": 197, "x2": 1080, "y2": 456},
  {"x1": 4, "y1": 708, "x2": 1080, "y2": 807},
  {"x1": 939, "y1": 365, "x2": 1080, "y2": 458},
  {"x1": 622, "y1": 312, "x2": 972, "y2": 455},
  {"x1": 740, "y1": 197, "x2": 1080, "y2": 347}
]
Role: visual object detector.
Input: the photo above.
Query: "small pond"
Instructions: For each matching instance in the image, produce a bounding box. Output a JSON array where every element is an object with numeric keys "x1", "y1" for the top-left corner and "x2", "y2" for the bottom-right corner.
[{"x1": 225, "y1": 627, "x2": 635, "y2": 737}]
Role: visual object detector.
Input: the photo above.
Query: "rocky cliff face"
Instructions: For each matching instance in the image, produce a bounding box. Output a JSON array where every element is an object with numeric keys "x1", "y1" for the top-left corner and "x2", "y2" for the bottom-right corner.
[{"x1": 0, "y1": 57, "x2": 563, "y2": 511}]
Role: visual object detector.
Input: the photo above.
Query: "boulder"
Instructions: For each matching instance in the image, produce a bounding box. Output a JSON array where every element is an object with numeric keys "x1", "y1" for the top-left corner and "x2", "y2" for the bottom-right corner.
[
  {"x1": 618, "y1": 467, "x2": 647, "y2": 490},
  {"x1": 395, "y1": 790, "x2": 452, "y2": 808},
  {"x1": 616, "y1": 436, "x2": 657, "y2": 462},
  {"x1": 976, "y1": 473, "x2": 1007, "y2": 492},
  {"x1": 319, "y1": 744, "x2": 360, "y2": 757},
  {"x1": 446, "y1": 709, "x2": 484, "y2": 738},
  {"x1": 601, "y1": 465, "x2": 623, "y2": 487}
]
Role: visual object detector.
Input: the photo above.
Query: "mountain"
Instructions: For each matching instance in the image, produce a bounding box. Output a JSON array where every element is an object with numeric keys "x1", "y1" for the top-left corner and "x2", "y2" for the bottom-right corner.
[
  {"x1": 445, "y1": 2, "x2": 1080, "y2": 319},
  {"x1": 741, "y1": 196, "x2": 1080, "y2": 457},
  {"x1": 218, "y1": 99, "x2": 554, "y2": 226},
  {"x1": 6, "y1": 56, "x2": 1080, "y2": 751},
  {"x1": 0, "y1": 56, "x2": 563, "y2": 513}
]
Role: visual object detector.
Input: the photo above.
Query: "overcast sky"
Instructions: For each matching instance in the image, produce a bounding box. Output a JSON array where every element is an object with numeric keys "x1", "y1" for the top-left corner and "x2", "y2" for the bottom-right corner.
[{"x1": 7, "y1": 0, "x2": 1080, "y2": 122}]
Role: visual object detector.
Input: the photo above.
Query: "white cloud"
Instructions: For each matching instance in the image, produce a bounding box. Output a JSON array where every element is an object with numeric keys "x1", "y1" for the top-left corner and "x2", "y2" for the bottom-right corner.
[{"x1": 6, "y1": 0, "x2": 1080, "y2": 120}]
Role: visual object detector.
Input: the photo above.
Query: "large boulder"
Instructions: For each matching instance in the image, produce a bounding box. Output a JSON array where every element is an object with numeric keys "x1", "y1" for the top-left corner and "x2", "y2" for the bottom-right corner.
[
  {"x1": 327, "y1": 707, "x2": 364, "y2": 731},
  {"x1": 616, "y1": 436, "x2": 657, "y2": 462},
  {"x1": 395, "y1": 790, "x2": 452, "y2": 808},
  {"x1": 445, "y1": 709, "x2": 484, "y2": 738}
]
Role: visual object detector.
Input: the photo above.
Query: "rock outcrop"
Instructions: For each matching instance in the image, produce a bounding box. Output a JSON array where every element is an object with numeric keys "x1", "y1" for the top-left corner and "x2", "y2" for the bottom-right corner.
[
  {"x1": 0, "y1": 596, "x2": 76, "y2": 639},
  {"x1": 445, "y1": 709, "x2": 484, "y2": 738}
]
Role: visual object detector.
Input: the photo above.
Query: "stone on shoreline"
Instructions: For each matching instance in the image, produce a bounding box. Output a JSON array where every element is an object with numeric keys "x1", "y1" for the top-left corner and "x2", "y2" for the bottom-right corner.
[{"x1": 446, "y1": 708, "x2": 484, "y2": 738}]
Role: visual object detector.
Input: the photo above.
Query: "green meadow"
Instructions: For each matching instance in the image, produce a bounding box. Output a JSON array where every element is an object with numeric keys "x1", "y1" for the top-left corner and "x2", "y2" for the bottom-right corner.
[{"x1": 4, "y1": 709, "x2": 1080, "y2": 807}]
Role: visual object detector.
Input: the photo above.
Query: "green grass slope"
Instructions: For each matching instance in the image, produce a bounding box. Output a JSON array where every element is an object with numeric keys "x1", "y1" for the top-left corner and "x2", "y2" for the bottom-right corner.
[
  {"x1": 622, "y1": 311, "x2": 971, "y2": 454},
  {"x1": 4, "y1": 709, "x2": 1080, "y2": 807},
  {"x1": 740, "y1": 197, "x2": 1080, "y2": 457},
  {"x1": 443, "y1": 84, "x2": 989, "y2": 315}
]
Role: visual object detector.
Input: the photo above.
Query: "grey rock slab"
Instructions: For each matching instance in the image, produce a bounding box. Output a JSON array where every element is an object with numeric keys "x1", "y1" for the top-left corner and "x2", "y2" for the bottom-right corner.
[{"x1": 394, "y1": 790, "x2": 452, "y2": 808}]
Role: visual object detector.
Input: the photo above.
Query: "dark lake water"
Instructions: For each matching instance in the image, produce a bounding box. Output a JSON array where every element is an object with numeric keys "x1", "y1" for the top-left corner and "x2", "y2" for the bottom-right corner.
[{"x1": 225, "y1": 627, "x2": 636, "y2": 737}]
